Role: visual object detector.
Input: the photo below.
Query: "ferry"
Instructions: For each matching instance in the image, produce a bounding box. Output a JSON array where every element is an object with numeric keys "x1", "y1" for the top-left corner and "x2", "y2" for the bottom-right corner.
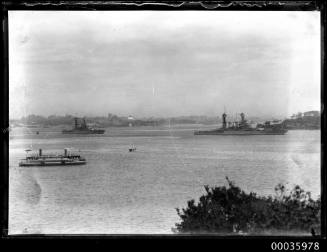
[{"x1": 19, "y1": 148, "x2": 86, "y2": 167}]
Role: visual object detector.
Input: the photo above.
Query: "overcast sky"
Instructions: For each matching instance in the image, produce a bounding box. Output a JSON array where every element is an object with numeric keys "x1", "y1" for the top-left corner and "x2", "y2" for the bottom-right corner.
[{"x1": 9, "y1": 11, "x2": 320, "y2": 119}]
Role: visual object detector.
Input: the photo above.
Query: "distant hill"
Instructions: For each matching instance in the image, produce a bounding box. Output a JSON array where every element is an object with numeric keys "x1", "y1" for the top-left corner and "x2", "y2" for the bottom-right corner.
[{"x1": 282, "y1": 111, "x2": 320, "y2": 130}]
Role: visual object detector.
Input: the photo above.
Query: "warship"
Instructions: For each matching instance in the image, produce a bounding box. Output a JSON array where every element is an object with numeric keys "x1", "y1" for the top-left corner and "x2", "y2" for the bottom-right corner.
[
  {"x1": 194, "y1": 113, "x2": 287, "y2": 135},
  {"x1": 62, "y1": 117, "x2": 105, "y2": 134}
]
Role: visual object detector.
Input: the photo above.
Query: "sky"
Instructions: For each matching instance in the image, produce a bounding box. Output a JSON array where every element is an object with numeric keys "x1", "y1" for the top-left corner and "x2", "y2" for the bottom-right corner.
[{"x1": 9, "y1": 11, "x2": 321, "y2": 119}]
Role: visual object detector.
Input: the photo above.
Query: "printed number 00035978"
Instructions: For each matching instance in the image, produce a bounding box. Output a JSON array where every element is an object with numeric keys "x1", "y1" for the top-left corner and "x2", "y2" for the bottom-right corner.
[{"x1": 271, "y1": 242, "x2": 319, "y2": 251}]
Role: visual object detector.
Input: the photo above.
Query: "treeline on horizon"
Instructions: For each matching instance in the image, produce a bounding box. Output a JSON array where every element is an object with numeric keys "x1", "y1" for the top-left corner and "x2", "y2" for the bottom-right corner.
[
  {"x1": 9, "y1": 113, "x2": 219, "y2": 127},
  {"x1": 10, "y1": 110, "x2": 320, "y2": 129}
]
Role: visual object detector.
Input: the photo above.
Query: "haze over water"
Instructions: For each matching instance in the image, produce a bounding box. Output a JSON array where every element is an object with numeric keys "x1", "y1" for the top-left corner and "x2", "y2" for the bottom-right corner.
[
  {"x1": 9, "y1": 127, "x2": 320, "y2": 234},
  {"x1": 9, "y1": 11, "x2": 320, "y2": 119}
]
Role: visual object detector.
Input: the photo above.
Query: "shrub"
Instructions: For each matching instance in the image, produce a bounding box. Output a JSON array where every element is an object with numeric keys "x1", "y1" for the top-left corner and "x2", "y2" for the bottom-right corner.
[{"x1": 174, "y1": 177, "x2": 320, "y2": 235}]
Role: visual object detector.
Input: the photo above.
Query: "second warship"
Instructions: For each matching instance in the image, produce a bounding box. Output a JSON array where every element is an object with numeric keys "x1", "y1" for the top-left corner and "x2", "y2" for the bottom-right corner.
[
  {"x1": 62, "y1": 117, "x2": 105, "y2": 134},
  {"x1": 194, "y1": 113, "x2": 287, "y2": 135}
]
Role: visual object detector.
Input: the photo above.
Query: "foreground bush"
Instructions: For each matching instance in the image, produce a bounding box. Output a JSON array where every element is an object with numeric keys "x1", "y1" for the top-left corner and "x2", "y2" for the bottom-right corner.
[{"x1": 174, "y1": 177, "x2": 320, "y2": 235}]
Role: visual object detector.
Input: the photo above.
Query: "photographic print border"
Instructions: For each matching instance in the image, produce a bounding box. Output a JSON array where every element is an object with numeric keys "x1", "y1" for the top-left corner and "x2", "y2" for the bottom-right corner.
[{"x1": 1, "y1": 0, "x2": 325, "y2": 249}]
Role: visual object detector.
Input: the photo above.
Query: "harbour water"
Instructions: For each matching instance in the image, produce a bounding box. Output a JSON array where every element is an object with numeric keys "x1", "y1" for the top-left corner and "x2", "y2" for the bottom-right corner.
[{"x1": 9, "y1": 126, "x2": 321, "y2": 234}]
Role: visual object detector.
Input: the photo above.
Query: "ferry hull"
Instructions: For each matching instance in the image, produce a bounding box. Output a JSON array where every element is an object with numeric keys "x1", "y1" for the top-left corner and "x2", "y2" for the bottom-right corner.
[
  {"x1": 19, "y1": 160, "x2": 86, "y2": 167},
  {"x1": 62, "y1": 129, "x2": 105, "y2": 134}
]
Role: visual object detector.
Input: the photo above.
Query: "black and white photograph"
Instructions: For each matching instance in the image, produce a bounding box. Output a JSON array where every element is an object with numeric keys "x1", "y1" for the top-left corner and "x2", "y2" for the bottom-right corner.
[{"x1": 7, "y1": 7, "x2": 322, "y2": 236}]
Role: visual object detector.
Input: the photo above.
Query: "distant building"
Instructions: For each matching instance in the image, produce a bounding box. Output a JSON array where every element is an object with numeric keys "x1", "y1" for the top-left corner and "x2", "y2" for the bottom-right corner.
[
  {"x1": 291, "y1": 114, "x2": 297, "y2": 119},
  {"x1": 128, "y1": 115, "x2": 135, "y2": 127},
  {"x1": 271, "y1": 120, "x2": 282, "y2": 125},
  {"x1": 303, "y1": 111, "x2": 319, "y2": 117},
  {"x1": 108, "y1": 113, "x2": 114, "y2": 120},
  {"x1": 296, "y1": 112, "x2": 303, "y2": 119}
]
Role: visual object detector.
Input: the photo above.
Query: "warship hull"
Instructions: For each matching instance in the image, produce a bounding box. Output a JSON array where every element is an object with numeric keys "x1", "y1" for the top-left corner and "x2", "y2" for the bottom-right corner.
[
  {"x1": 62, "y1": 129, "x2": 105, "y2": 134},
  {"x1": 194, "y1": 129, "x2": 288, "y2": 135}
]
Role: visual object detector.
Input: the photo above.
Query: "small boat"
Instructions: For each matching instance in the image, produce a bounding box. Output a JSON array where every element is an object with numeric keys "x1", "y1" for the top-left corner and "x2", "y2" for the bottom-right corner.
[
  {"x1": 129, "y1": 145, "x2": 136, "y2": 152},
  {"x1": 19, "y1": 148, "x2": 86, "y2": 167}
]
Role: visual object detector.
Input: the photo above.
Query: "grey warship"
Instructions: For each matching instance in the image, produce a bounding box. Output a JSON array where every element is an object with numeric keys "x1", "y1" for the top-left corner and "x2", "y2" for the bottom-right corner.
[
  {"x1": 194, "y1": 113, "x2": 287, "y2": 135},
  {"x1": 62, "y1": 117, "x2": 105, "y2": 134}
]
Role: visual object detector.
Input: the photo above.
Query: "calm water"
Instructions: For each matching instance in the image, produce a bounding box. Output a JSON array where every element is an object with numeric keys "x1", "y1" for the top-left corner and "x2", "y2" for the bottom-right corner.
[{"x1": 9, "y1": 126, "x2": 321, "y2": 234}]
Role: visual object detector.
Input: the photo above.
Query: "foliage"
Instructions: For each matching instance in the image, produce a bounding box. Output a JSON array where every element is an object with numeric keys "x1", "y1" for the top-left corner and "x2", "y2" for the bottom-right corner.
[{"x1": 174, "y1": 177, "x2": 320, "y2": 235}]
